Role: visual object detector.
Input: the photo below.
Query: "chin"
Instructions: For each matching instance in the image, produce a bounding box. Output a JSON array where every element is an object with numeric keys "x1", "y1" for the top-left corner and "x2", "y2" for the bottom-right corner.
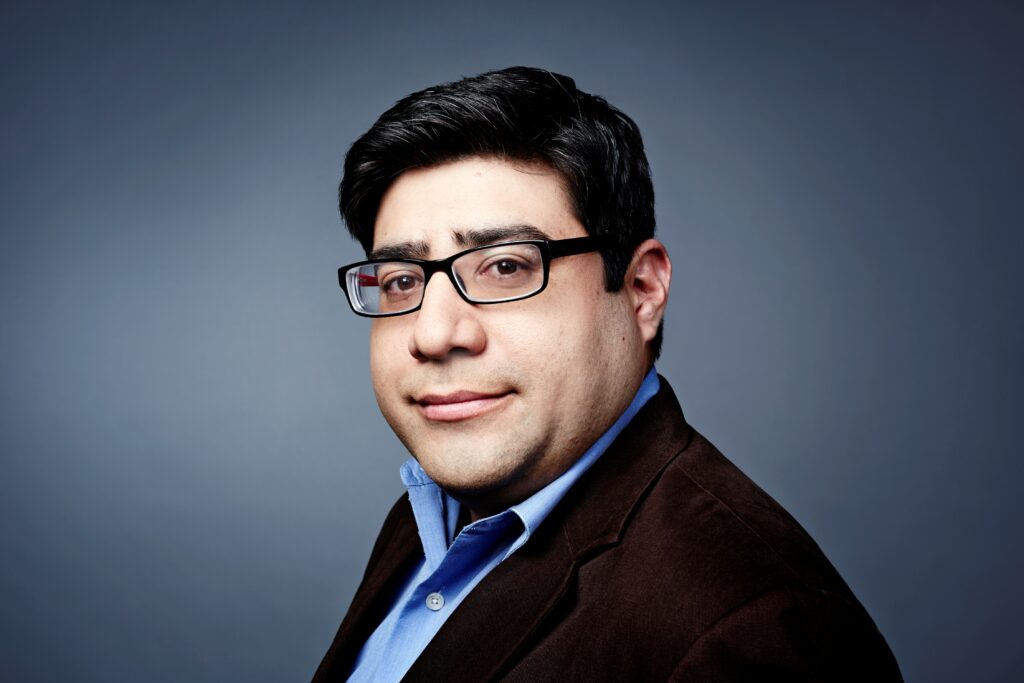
[{"x1": 417, "y1": 443, "x2": 533, "y2": 496}]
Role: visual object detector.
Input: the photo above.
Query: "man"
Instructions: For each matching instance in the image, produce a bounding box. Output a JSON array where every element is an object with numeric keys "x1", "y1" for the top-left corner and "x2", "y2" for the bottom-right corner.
[{"x1": 314, "y1": 67, "x2": 901, "y2": 681}]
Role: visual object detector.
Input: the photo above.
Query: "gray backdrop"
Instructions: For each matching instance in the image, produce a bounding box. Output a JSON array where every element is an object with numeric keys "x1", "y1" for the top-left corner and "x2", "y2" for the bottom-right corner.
[{"x1": 2, "y1": 1, "x2": 1021, "y2": 681}]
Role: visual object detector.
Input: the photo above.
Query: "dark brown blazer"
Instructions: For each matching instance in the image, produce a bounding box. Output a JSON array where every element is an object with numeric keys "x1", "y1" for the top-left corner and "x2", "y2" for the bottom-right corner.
[{"x1": 313, "y1": 379, "x2": 902, "y2": 681}]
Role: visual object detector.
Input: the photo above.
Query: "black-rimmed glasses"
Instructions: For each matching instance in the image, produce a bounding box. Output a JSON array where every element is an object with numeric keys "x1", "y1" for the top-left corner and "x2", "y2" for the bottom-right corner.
[{"x1": 338, "y1": 236, "x2": 603, "y2": 317}]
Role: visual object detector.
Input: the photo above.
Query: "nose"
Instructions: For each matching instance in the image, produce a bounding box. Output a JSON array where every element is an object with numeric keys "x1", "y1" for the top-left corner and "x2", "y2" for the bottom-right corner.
[{"x1": 409, "y1": 270, "x2": 486, "y2": 361}]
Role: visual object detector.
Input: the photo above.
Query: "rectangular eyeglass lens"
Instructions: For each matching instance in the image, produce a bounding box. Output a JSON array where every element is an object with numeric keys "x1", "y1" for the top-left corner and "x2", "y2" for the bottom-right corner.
[{"x1": 456, "y1": 243, "x2": 544, "y2": 301}]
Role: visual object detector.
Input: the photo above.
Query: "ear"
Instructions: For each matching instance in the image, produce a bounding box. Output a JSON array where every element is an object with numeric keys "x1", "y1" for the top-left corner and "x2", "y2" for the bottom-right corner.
[{"x1": 625, "y1": 239, "x2": 672, "y2": 347}]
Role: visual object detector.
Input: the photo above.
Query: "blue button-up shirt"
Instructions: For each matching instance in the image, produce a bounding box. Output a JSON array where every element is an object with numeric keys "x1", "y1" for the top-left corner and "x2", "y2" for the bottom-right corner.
[{"x1": 348, "y1": 368, "x2": 661, "y2": 682}]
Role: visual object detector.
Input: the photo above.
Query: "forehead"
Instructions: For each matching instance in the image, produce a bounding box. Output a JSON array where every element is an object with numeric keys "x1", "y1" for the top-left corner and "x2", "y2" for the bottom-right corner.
[{"x1": 372, "y1": 157, "x2": 583, "y2": 257}]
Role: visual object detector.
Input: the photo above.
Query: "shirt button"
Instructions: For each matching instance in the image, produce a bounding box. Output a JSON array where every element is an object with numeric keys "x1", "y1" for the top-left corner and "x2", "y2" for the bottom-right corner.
[{"x1": 425, "y1": 592, "x2": 445, "y2": 611}]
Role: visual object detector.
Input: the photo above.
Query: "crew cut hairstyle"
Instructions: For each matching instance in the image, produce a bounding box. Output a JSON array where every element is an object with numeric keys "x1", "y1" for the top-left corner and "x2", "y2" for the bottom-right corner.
[{"x1": 339, "y1": 66, "x2": 662, "y2": 359}]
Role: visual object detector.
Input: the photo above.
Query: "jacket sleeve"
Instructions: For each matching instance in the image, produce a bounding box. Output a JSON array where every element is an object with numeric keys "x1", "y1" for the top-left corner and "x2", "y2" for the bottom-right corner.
[{"x1": 669, "y1": 587, "x2": 903, "y2": 682}]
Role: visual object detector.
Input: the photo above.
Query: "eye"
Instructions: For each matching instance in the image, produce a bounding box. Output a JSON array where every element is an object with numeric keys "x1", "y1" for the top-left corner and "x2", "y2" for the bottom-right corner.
[
  {"x1": 492, "y1": 259, "x2": 520, "y2": 276},
  {"x1": 480, "y1": 256, "x2": 534, "y2": 279},
  {"x1": 379, "y1": 271, "x2": 424, "y2": 294}
]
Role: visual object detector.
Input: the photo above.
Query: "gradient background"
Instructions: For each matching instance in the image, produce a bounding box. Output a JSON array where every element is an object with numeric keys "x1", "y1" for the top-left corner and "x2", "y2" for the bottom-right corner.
[{"x1": 2, "y1": 1, "x2": 1021, "y2": 681}]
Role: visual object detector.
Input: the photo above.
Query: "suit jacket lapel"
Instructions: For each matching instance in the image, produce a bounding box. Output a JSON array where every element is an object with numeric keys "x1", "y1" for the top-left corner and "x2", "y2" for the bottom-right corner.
[
  {"x1": 562, "y1": 378, "x2": 693, "y2": 558},
  {"x1": 404, "y1": 500, "x2": 576, "y2": 681}
]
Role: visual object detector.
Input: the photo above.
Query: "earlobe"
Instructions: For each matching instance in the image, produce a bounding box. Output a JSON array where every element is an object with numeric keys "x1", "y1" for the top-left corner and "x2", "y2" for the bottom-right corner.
[{"x1": 627, "y1": 239, "x2": 672, "y2": 341}]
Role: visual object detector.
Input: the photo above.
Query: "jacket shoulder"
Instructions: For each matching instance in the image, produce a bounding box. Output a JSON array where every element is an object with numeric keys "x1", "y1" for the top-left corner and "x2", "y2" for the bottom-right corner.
[
  {"x1": 511, "y1": 423, "x2": 902, "y2": 680},
  {"x1": 657, "y1": 430, "x2": 852, "y2": 596}
]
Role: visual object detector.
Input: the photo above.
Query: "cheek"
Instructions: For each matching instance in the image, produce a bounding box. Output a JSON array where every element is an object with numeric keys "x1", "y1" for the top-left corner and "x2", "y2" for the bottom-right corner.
[
  {"x1": 369, "y1": 322, "x2": 406, "y2": 393},
  {"x1": 492, "y1": 306, "x2": 575, "y2": 363},
  {"x1": 502, "y1": 304, "x2": 605, "y2": 391}
]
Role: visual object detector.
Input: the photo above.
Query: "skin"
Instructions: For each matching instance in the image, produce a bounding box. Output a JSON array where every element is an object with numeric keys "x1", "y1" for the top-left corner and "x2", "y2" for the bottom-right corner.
[{"x1": 369, "y1": 156, "x2": 671, "y2": 520}]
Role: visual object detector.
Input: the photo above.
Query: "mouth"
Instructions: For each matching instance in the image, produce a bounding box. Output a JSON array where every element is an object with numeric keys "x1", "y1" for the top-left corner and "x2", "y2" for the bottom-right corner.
[{"x1": 414, "y1": 390, "x2": 514, "y2": 422}]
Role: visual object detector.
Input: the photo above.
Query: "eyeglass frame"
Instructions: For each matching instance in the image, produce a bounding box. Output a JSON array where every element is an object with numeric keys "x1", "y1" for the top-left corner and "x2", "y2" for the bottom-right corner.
[{"x1": 337, "y1": 235, "x2": 607, "y2": 318}]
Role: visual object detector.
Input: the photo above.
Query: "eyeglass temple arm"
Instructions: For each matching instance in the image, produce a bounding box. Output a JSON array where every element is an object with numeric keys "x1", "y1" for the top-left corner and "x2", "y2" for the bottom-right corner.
[{"x1": 548, "y1": 234, "x2": 608, "y2": 257}]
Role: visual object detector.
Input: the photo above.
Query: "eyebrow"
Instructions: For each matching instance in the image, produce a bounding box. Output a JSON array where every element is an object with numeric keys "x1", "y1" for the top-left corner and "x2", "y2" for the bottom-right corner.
[
  {"x1": 369, "y1": 224, "x2": 552, "y2": 261},
  {"x1": 369, "y1": 239, "x2": 431, "y2": 261}
]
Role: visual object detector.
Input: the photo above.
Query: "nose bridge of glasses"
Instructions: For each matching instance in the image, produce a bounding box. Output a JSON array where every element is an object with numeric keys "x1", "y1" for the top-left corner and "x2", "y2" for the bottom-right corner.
[{"x1": 420, "y1": 258, "x2": 469, "y2": 302}]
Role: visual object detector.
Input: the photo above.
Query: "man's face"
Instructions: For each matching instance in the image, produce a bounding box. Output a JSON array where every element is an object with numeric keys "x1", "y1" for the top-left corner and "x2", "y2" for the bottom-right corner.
[{"x1": 369, "y1": 156, "x2": 648, "y2": 517}]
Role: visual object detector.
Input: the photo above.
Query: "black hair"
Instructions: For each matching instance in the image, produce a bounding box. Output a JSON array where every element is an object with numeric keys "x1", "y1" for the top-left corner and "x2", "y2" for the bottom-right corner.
[{"x1": 339, "y1": 66, "x2": 662, "y2": 359}]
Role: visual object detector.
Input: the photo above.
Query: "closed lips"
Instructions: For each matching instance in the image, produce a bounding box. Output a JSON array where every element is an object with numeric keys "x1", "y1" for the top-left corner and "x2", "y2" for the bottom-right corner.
[{"x1": 415, "y1": 391, "x2": 513, "y2": 421}]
